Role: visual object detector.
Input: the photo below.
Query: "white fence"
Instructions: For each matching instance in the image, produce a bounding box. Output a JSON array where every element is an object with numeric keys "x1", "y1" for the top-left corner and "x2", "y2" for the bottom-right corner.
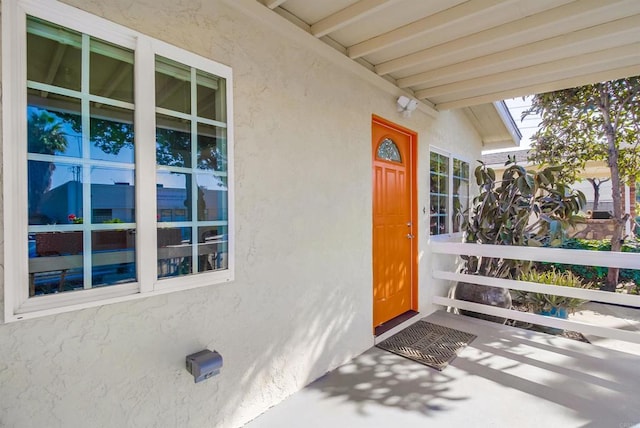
[{"x1": 431, "y1": 241, "x2": 640, "y2": 343}]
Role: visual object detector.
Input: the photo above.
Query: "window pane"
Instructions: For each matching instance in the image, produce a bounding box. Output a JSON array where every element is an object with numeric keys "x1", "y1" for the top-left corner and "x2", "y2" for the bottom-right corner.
[
  {"x1": 28, "y1": 161, "x2": 83, "y2": 225},
  {"x1": 197, "y1": 70, "x2": 226, "y2": 122},
  {"x1": 27, "y1": 96, "x2": 82, "y2": 158},
  {"x1": 90, "y1": 39, "x2": 134, "y2": 103},
  {"x1": 27, "y1": 17, "x2": 82, "y2": 92},
  {"x1": 376, "y1": 138, "x2": 401, "y2": 163},
  {"x1": 29, "y1": 231, "x2": 84, "y2": 296},
  {"x1": 197, "y1": 226, "x2": 228, "y2": 272},
  {"x1": 197, "y1": 123, "x2": 227, "y2": 171},
  {"x1": 156, "y1": 114, "x2": 191, "y2": 167},
  {"x1": 157, "y1": 227, "x2": 192, "y2": 278},
  {"x1": 429, "y1": 152, "x2": 450, "y2": 235},
  {"x1": 157, "y1": 171, "x2": 192, "y2": 221},
  {"x1": 197, "y1": 175, "x2": 228, "y2": 221},
  {"x1": 90, "y1": 105, "x2": 135, "y2": 163},
  {"x1": 91, "y1": 168, "x2": 135, "y2": 223},
  {"x1": 156, "y1": 56, "x2": 191, "y2": 114},
  {"x1": 91, "y1": 229, "x2": 136, "y2": 286}
]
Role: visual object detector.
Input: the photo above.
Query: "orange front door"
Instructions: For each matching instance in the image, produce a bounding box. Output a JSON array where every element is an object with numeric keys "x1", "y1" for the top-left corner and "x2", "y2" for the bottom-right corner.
[{"x1": 372, "y1": 116, "x2": 417, "y2": 329}]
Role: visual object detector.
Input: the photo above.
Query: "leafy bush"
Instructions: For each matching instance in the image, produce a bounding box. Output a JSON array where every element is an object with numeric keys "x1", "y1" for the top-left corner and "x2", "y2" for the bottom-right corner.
[
  {"x1": 540, "y1": 239, "x2": 640, "y2": 286},
  {"x1": 515, "y1": 268, "x2": 594, "y2": 313}
]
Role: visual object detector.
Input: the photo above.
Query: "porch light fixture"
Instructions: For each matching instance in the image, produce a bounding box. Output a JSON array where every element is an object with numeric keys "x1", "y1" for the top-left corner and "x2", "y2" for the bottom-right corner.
[{"x1": 397, "y1": 95, "x2": 418, "y2": 118}]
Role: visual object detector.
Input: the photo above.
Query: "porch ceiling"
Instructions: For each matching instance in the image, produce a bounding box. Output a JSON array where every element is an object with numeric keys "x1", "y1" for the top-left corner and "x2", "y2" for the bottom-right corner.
[{"x1": 255, "y1": 0, "x2": 640, "y2": 110}]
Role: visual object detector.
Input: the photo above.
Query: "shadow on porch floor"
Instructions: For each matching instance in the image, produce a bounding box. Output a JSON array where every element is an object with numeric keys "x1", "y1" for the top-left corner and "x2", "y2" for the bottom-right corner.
[{"x1": 245, "y1": 311, "x2": 640, "y2": 428}]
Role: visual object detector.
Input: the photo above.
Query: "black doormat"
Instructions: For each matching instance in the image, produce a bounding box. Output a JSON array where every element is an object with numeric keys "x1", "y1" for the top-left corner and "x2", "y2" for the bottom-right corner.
[{"x1": 376, "y1": 321, "x2": 477, "y2": 371}]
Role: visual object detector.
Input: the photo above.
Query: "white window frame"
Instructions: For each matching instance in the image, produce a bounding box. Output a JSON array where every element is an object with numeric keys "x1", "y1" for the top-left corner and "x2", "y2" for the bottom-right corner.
[
  {"x1": 429, "y1": 146, "x2": 470, "y2": 237},
  {"x1": 3, "y1": 0, "x2": 235, "y2": 321}
]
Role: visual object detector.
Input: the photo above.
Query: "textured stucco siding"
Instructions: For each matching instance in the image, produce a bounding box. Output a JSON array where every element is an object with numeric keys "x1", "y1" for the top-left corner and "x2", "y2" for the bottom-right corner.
[{"x1": 0, "y1": 1, "x2": 483, "y2": 427}]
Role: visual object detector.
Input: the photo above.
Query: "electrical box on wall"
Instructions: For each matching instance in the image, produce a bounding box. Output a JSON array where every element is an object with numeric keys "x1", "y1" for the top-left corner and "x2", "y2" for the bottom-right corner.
[{"x1": 186, "y1": 349, "x2": 223, "y2": 383}]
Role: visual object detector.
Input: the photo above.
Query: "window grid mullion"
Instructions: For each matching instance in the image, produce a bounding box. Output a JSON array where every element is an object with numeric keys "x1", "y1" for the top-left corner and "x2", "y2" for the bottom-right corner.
[
  {"x1": 191, "y1": 66, "x2": 198, "y2": 273},
  {"x1": 81, "y1": 33, "x2": 93, "y2": 290}
]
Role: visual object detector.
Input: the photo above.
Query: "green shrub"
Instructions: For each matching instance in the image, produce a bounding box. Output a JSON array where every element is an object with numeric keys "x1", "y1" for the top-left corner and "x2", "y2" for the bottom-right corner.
[
  {"x1": 515, "y1": 268, "x2": 594, "y2": 313},
  {"x1": 538, "y1": 239, "x2": 640, "y2": 286}
]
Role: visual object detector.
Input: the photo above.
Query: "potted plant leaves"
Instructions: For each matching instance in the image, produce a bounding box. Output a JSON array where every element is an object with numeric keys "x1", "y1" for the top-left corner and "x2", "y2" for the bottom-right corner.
[
  {"x1": 453, "y1": 156, "x2": 586, "y2": 323},
  {"x1": 515, "y1": 268, "x2": 594, "y2": 319}
]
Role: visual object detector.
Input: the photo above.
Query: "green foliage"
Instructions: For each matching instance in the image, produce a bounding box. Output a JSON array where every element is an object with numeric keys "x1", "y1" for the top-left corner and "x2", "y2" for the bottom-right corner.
[
  {"x1": 462, "y1": 158, "x2": 585, "y2": 278},
  {"x1": 28, "y1": 110, "x2": 70, "y2": 216},
  {"x1": 515, "y1": 268, "x2": 594, "y2": 312},
  {"x1": 523, "y1": 77, "x2": 640, "y2": 186},
  {"x1": 523, "y1": 77, "x2": 640, "y2": 288},
  {"x1": 542, "y1": 239, "x2": 640, "y2": 285},
  {"x1": 103, "y1": 218, "x2": 123, "y2": 223}
]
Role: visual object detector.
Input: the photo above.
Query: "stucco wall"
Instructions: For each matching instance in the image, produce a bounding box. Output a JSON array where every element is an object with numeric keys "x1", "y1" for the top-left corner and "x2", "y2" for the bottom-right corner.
[{"x1": 0, "y1": 1, "x2": 483, "y2": 427}]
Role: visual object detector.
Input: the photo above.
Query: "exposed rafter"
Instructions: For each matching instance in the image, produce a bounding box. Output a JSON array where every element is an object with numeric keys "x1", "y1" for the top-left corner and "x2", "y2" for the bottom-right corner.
[
  {"x1": 416, "y1": 43, "x2": 640, "y2": 100},
  {"x1": 94, "y1": 62, "x2": 131, "y2": 108},
  {"x1": 435, "y1": 65, "x2": 640, "y2": 110},
  {"x1": 398, "y1": 16, "x2": 640, "y2": 89},
  {"x1": 348, "y1": 0, "x2": 511, "y2": 59},
  {"x1": 242, "y1": 0, "x2": 640, "y2": 110},
  {"x1": 376, "y1": 0, "x2": 640, "y2": 76},
  {"x1": 40, "y1": 43, "x2": 67, "y2": 98},
  {"x1": 263, "y1": 0, "x2": 286, "y2": 10},
  {"x1": 311, "y1": 0, "x2": 402, "y2": 38}
]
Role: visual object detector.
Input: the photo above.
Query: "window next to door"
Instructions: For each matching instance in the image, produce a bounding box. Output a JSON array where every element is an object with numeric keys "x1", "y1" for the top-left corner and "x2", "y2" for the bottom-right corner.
[{"x1": 429, "y1": 149, "x2": 469, "y2": 235}]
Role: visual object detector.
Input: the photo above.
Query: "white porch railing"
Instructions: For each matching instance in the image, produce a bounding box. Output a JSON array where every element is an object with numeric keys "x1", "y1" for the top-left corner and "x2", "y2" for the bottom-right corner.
[{"x1": 431, "y1": 241, "x2": 640, "y2": 343}]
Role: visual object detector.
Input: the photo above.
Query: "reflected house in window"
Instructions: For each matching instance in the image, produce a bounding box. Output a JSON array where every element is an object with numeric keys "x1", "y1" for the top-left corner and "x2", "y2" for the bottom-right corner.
[{"x1": 37, "y1": 180, "x2": 227, "y2": 225}]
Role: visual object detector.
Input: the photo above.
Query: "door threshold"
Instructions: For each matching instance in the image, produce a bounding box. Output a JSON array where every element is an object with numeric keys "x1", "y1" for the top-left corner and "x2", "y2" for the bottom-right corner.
[{"x1": 374, "y1": 310, "x2": 419, "y2": 337}]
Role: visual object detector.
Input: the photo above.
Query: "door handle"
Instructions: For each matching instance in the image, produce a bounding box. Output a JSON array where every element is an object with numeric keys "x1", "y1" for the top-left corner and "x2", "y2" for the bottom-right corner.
[{"x1": 407, "y1": 234, "x2": 414, "y2": 239}]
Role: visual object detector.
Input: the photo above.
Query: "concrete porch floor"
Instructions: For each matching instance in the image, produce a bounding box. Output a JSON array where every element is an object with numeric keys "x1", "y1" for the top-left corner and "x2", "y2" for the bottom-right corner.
[{"x1": 245, "y1": 310, "x2": 640, "y2": 428}]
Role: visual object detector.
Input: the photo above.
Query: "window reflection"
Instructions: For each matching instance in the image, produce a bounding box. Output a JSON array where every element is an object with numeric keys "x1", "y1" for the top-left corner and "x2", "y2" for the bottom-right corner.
[
  {"x1": 197, "y1": 123, "x2": 227, "y2": 171},
  {"x1": 90, "y1": 105, "x2": 134, "y2": 163},
  {"x1": 157, "y1": 227, "x2": 192, "y2": 278},
  {"x1": 156, "y1": 171, "x2": 192, "y2": 222},
  {"x1": 156, "y1": 114, "x2": 191, "y2": 167},
  {"x1": 26, "y1": 15, "x2": 137, "y2": 295},
  {"x1": 197, "y1": 175, "x2": 228, "y2": 221}
]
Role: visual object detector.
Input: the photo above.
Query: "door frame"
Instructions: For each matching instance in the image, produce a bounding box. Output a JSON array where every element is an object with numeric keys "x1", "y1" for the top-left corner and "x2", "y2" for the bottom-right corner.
[{"x1": 371, "y1": 114, "x2": 419, "y2": 330}]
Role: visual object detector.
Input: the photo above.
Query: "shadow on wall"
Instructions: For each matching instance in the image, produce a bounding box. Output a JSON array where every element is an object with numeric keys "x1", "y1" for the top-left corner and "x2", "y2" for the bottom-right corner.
[{"x1": 215, "y1": 274, "x2": 365, "y2": 427}]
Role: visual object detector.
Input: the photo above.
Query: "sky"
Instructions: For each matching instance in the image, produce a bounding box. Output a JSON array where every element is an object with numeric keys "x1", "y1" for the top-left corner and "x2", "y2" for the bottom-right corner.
[{"x1": 483, "y1": 96, "x2": 541, "y2": 154}]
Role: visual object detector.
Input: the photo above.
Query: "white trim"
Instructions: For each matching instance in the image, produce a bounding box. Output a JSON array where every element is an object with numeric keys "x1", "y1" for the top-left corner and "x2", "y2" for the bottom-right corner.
[
  {"x1": 434, "y1": 270, "x2": 640, "y2": 308},
  {"x1": 135, "y1": 34, "x2": 157, "y2": 294},
  {"x1": 431, "y1": 241, "x2": 640, "y2": 269},
  {"x1": 433, "y1": 296, "x2": 640, "y2": 344},
  {"x1": 492, "y1": 100, "x2": 522, "y2": 146},
  {"x1": 3, "y1": 0, "x2": 235, "y2": 322},
  {"x1": 20, "y1": 0, "x2": 136, "y2": 49},
  {"x1": 2, "y1": 0, "x2": 29, "y2": 322},
  {"x1": 429, "y1": 146, "x2": 471, "y2": 236}
]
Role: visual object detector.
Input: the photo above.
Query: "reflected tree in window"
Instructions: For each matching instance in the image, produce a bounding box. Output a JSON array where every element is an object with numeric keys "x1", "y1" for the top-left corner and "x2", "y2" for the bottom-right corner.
[{"x1": 28, "y1": 110, "x2": 69, "y2": 221}]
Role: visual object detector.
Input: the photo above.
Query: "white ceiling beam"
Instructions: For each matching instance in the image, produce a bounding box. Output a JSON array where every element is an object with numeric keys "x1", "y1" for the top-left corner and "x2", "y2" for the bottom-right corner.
[
  {"x1": 311, "y1": 0, "x2": 402, "y2": 38},
  {"x1": 40, "y1": 43, "x2": 67, "y2": 98},
  {"x1": 416, "y1": 43, "x2": 640, "y2": 99},
  {"x1": 398, "y1": 15, "x2": 640, "y2": 89},
  {"x1": 347, "y1": 0, "x2": 513, "y2": 59},
  {"x1": 263, "y1": 0, "x2": 287, "y2": 10},
  {"x1": 375, "y1": 0, "x2": 640, "y2": 76},
  {"x1": 221, "y1": 0, "x2": 438, "y2": 117},
  {"x1": 433, "y1": 64, "x2": 640, "y2": 110}
]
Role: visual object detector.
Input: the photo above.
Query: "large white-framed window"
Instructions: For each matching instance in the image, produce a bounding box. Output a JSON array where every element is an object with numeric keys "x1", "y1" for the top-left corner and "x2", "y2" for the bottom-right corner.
[
  {"x1": 3, "y1": 0, "x2": 234, "y2": 321},
  {"x1": 429, "y1": 148, "x2": 469, "y2": 236}
]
